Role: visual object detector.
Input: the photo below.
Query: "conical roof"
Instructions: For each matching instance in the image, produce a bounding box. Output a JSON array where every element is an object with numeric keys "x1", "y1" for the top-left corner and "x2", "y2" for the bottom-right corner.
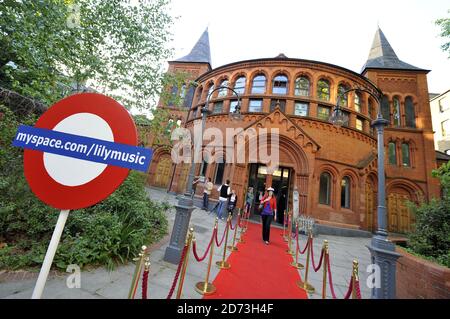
[
  {"x1": 174, "y1": 28, "x2": 211, "y2": 66},
  {"x1": 361, "y1": 28, "x2": 426, "y2": 73}
]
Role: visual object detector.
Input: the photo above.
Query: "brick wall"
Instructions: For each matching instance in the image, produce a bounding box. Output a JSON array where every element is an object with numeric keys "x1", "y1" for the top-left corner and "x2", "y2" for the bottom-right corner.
[{"x1": 396, "y1": 247, "x2": 450, "y2": 299}]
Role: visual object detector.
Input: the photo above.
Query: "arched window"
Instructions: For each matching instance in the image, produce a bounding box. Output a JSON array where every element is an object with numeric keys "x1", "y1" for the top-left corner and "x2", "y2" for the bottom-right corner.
[
  {"x1": 393, "y1": 97, "x2": 401, "y2": 126},
  {"x1": 251, "y1": 74, "x2": 266, "y2": 94},
  {"x1": 338, "y1": 84, "x2": 349, "y2": 107},
  {"x1": 319, "y1": 172, "x2": 331, "y2": 205},
  {"x1": 207, "y1": 83, "x2": 214, "y2": 99},
  {"x1": 234, "y1": 76, "x2": 246, "y2": 94},
  {"x1": 402, "y1": 143, "x2": 411, "y2": 167},
  {"x1": 218, "y1": 79, "x2": 228, "y2": 97},
  {"x1": 196, "y1": 87, "x2": 203, "y2": 103},
  {"x1": 272, "y1": 75, "x2": 288, "y2": 94},
  {"x1": 381, "y1": 95, "x2": 390, "y2": 123},
  {"x1": 368, "y1": 99, "x2": 374, "y2": 118},
  {"x1": 295, "y1": 76, "x2": 310, "y2": 96},
  {"x1": 183, "y1": 85, "x2": 195, "y2": 108},
  {"x1": 341, "y1": 176, "x2": 351, "y2": 209},
  {"x1": 388, "y1": 142, "x2": 397, "y2": 165},
  {"x1": 317, "y1": 79, "x2": 330, "y2": 101},
  {"x1": 405, "y1": 97, "x2": 415, "y2": 128},
  {"x1": 354, "y1": 93, "x2": 361, "y2": 112}
]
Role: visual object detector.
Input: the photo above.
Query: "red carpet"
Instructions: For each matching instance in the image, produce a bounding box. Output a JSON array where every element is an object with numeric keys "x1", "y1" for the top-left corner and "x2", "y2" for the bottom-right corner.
[{"x1": 204, "y1": 221, "x2": 308, "y2": 299}]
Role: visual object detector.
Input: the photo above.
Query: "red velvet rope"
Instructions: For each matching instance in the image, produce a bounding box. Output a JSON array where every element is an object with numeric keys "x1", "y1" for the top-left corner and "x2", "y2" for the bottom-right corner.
[
  {"x1": 141, "y1": 269, "x2": 149, "y2": 299},
  {"x1": 343, "y1": 275, "x2": 354, "y2": 299},
  {"x1": 310, "y1": 240, "x2": 325, "y2": 272},
  {"x1": 354, "y1": 279, "x2": 362, "y2": 299},
  {"x1": 192, "y1": 229, "x2": 216, "y2": 262},
  {"x1": 166, "y1": 244, "x2": 188, "y2": 299},
  {"x1": 327, "y1": 256, "x2": 338, "y2": 299},
  {"x1": 215, "y1": 222, "x2": 228, "y2": 247}
]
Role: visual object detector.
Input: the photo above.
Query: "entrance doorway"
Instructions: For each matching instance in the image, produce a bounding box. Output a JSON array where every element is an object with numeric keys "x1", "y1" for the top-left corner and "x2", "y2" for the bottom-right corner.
[{"x1": 247, "y1": 164, "x2": 291, "y2": 224}]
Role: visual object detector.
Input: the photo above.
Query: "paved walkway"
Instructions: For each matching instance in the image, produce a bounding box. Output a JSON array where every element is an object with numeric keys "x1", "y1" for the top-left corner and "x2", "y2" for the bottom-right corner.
[{"x1": 0, "y1": 187, "x2": 372, "y2": 299}]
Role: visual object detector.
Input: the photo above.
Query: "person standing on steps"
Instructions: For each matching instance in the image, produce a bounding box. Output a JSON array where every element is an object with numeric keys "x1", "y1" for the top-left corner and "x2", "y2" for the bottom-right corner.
[
  {"x1": 216, "y1": 179, "x2": 231, "y2": 220},
  {"x1": 202, "y1": 177, "x2": 213, "y2": 210},
  {"x1": 260, "y1": 187, "x2": 277, "y2": 245}
]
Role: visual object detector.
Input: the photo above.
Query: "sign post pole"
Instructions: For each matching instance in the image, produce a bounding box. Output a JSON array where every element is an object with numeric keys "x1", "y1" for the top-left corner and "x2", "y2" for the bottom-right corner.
[{"x1": 31, "y1": 209, "x2": 70, "y2": 299}]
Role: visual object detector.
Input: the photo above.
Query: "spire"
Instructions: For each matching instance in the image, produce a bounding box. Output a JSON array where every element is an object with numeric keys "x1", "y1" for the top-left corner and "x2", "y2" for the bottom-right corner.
[
  {"x1": 174, "y1": 28, "x2": 211, "y2": 66},
  {"x1": 361, "y1": 28, "x2": 425, "y2": 73}
]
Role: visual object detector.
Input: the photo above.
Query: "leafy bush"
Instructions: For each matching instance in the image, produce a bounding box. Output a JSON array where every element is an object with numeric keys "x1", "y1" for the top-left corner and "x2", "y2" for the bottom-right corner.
[
  {"x1": 407, "y1": 198, "x2": 450, "y2": 267},
  {"x1": 406, "y1": 161, "x2": 450, "y2": 268},
  {"x1": 0, "y1": 105, "x2": 169, "y2": 270}
]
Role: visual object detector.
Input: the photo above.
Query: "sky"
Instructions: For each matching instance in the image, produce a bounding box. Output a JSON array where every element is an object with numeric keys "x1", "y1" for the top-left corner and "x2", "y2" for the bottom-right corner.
[{"x1": 166, "y1": 0, "x2": 449, "y2": 94}]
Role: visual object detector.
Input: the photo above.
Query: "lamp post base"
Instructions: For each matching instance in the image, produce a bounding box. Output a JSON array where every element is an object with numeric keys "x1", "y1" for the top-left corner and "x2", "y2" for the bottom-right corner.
[
  {"x1": 367, "y1": 234, "x2": 401, "y2": 299},
  {"x1": 164, "y1": 194, "x2": 194, "y2": 264}
]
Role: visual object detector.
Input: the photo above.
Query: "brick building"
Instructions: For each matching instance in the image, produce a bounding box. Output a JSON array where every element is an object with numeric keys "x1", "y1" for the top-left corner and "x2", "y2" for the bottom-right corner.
[{"x1": 147, "y1": 27, "x2": 440, "y2": 234}]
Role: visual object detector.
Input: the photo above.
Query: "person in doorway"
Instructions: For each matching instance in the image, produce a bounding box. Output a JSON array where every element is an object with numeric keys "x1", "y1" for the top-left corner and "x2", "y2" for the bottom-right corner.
[
  {"x1": 244, "y1": 187, "x2": 254, "y2": 218},
  {"x1": 227, "y1": 189, "x2": 238, "y2": 216},
  {"x1": 277, "y1": 186, "x2": 287, "y2": 225},
  {"x1": 202, "y1": 177, "x2": 213, "y2": 210},
  {"x1": 216, "y1": 180, "x2": 231, "y2": 220},
  {"x1": 191, "y1": 176, "x2": 201, "y2": 199},
  {"x1": 260, "y1": 187, "x2": 277, "y2": 244}
]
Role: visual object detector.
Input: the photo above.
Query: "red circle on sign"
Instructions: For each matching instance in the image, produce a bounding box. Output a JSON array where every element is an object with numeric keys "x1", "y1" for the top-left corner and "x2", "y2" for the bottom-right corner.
[{"x1": 23, "y1": 93, "x2": 138, "y2": 210}]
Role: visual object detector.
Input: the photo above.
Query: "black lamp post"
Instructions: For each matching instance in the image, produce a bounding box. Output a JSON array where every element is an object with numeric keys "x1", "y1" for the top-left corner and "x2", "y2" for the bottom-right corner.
[
  {"x1": 329, "y1": 87, "x2": 400, "y2": 299},
  {"x1": 164, "y1": 86, "x2": 242, "y2": 264}
]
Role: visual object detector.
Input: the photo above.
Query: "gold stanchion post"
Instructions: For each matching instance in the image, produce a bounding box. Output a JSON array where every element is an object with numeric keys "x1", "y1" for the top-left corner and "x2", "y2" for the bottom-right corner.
[
  {"x1": 286, "y1": 211, "x2": 294, "y2": 254},
  {"x1": 351, "y1": 260, "x2": 359, "y2": 299},
  {"x1": 238, "y1": 211, "x2": 245, "y2": 244},
  {"x1": 291, "y1": 222, "x2": 304, "y2": 269},
  {"x1": 296, "y1": 228, "x2": 315, "y2": 293},
  {"x1": 195, "y1": 219, "x2": 218, "y2": 295},
  {"x1": 322, "y1": 240, "x2": 329, "y2": 299},
  {"x1": 216, "y1": 214, "x2": 232, "y2": 269},
  {"x1": 227, "y1": 210, "x2": 240, "y2": 252},
  {"x1": 176, "y1": 228, "x2": 194, "y2": 299},
  {"x1": 128, "y1": 245, "x2": 147, "y2": 299}
]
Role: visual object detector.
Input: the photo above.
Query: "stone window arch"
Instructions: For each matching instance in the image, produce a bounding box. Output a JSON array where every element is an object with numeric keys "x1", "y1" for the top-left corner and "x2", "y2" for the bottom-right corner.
[
  {"x1": 272, "y1": 74, "x2": 289, "y2": 95},
  {"x1": 294, "y1": 76, "x2": 310, "y2": 96},
  {"x1": 251, "y1": 74, "x2": 266, "y2": 94},
  {"x1": 317, "y1": 79, "x2": 331, "y2": 101},
  {"x1": 405, "y1": 96, "x2": 416, "y2": 128}
]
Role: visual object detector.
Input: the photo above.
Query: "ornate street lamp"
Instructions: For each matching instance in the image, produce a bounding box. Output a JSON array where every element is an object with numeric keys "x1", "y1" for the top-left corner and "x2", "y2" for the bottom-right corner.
[
  {"x1": 164, "y1": 85, "x2": 242, "y2": 264},
  {"x1": 330, "y1": 87, "x2": 400, "y2": 299}
]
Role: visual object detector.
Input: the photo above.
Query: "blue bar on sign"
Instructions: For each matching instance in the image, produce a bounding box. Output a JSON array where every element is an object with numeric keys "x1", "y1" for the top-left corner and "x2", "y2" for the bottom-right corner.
[{"x1": 12, "y1": 124, "x2": 153, "y2": 172}]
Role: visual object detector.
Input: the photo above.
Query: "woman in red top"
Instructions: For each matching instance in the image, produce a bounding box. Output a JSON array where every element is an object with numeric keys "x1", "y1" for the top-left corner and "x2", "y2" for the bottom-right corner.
[{"x1": 260, "y1": 187, "x2": 277, "y2": 244}]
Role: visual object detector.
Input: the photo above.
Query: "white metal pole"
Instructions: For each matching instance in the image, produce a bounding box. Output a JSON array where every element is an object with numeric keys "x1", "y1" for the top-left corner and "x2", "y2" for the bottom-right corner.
[{"x1": 31, "y1": 209, "x2": 70, "y2": 299}]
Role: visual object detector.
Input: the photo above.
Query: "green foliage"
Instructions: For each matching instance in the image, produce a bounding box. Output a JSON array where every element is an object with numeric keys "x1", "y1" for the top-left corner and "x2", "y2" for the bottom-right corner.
[
  {"x1": 406, "y1": 161, "x2": 450, "y2": 268},
  {"x1": 0, "y1": 105, "x2": 169, "y2": 270},
  {"x1": 0, "y1": 0, "x2": 173, "y2": 111},
  {"x1": 436, "y1": 9, "x2": 450, "y2": 58}
]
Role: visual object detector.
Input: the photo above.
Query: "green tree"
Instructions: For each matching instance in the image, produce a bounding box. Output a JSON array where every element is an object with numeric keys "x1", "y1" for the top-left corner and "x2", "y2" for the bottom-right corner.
[
  {"x1": 436, "y1": 9, "x2": 450, "y2": 58},
  {"x1": 0, "y1": 0, "x2": 173, "y2": 111}
]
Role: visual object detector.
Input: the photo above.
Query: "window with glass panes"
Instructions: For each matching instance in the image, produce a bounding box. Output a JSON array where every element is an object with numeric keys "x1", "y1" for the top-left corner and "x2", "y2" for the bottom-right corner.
[
  {"x1": 402, "y1": 143, "x2": 410, "y2": 167},
  {"x1": 234, "y1": 76, "x2": 246, "y2": 94},
  {"x1": 405, "y1": 97, "x2": 415, "y2": 128},
  {"x1": 317, "y1": 105, "x2": 330, "y2": 121},
  {"x1": 356, "y1": 118, "x2": 363, "y2": 131},
  {"x1": 295, "y1": 77, "x2": 310, "y2": 96},
  {"x1": 294, "y1": 102, "x2": 309, "y2": 116},
  {"x1": 249, "y1": 99, "x2": 263, "y2": 112},
  {"x1": 354, "y1": 93, "x2": 361, "y2": 112},
  {"x1": 218, "y1": 80, "x2": 228, "y2": 97},
  {"x1": 442, "y1": 120, "x2": 450, "y2": 137},
  {"x1": 317, "y1": 79, "x2": 330, "y2": 101},
  {"x1": 341, "y1": 177, "x2": 351, "y2": 209},
  {"x1": 388, "y1": 142, "x2": 396, "y2": 165},
  {"x1": 213, "y1": 101, "x2": 223, "y2": 114},
  {"x1": 393, "y1": 97, "x2": 401, "y2": 126},
  {"x1": 272, "y1": 75, "x2": 288, "y2": 94},
  {"x1": 229, "y1": 100, "x2": 239, "y2": 113},
  {"x1": 319, "y1": 172, "x2": 331, "y2": 205},
  {"x1": 251, "y1": 75, "x2": 266, "y2": 94},
  {"x1": 338, "y1": 84, "x2": 349, "y2": 107}
]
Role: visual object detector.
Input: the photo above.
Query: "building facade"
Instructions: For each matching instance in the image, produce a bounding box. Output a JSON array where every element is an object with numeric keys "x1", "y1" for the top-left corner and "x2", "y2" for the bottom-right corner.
[
  {"x1": 430, "y1": 89, "x2": 450, "y2": 153},
  {"x1": 148, "y1": 28, "x2": 440, "y2": 234}
]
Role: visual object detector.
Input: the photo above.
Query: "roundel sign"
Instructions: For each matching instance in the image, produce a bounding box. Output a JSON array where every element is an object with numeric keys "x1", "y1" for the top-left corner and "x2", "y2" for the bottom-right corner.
[{"x1": 13, "y1": 93, "x2": 152, "y2": 210}]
